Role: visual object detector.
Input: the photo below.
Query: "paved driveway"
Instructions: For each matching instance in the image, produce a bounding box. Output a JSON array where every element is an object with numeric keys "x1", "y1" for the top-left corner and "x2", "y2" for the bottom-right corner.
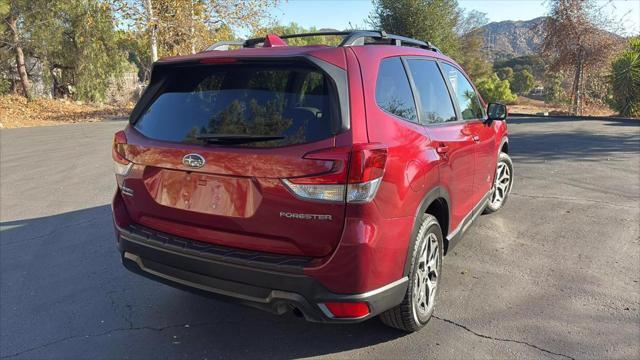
[{"x1": 1, "y1": 116, "x2": 639, "y2": 359}]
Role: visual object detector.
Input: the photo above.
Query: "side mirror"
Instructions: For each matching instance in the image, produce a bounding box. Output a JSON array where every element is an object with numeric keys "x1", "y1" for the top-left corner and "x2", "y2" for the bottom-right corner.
[{"x1": 486, "y1": 103, "x2": 507, "y2": 122}]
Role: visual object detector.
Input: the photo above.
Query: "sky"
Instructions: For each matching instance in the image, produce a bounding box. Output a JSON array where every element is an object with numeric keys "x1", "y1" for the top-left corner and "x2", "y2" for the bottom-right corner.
[{"x1": 267, "y1": 0, "x2": 640, "y2": 36}]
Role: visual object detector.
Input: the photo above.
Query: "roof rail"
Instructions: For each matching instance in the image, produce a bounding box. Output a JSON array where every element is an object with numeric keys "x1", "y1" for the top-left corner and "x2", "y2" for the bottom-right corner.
[
  {"x1": 339, "y1": 30, "x2": 440, "y2": 52},
  {"x1": 205, "y1": 40, "x2": 245, "y2": 51},
  {"x1": 204, "y1": 30, "x2": 440, "y2": 53}
]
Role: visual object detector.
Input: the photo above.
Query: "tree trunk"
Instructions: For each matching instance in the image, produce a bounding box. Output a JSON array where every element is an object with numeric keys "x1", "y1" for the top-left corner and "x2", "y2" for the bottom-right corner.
[
  {"x1": 143, "y1": 0, "x2": 158, "y2": 65},
  {"x1": 50, "y1": 67, "x2": 59, "y2": 98},
  {"x1": 7, "y1": 13, "x2": 31, "y2": 101},
  {"x1": 190, "y1": 1, "x2": 196, "y2": 54},
  {"x1": 150, "y1": 25, "x2": 158, "y2": 63},
  {"x1": 571, "y1": 48, "x2": 583, "y2": 116}
]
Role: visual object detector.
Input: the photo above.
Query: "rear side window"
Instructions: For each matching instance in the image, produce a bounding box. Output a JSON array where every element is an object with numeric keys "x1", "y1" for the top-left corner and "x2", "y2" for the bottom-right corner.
[
  {"x1": 375, "y1": 57, "x2": 417, "y2": 122},
  {"x1": 441, "y1": 63, "x2": 484, "y2": 120},
  {"x1": 134, "y1": 62, "x2": 340, "y2": 147},
  {"x1": 406, "y1": 59, "x2": 457, "y2": 124}
]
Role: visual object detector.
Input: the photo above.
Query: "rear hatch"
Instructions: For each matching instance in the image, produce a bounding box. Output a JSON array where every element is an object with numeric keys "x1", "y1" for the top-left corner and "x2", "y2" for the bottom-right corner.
[{"x1": 118, "y1": 57, "x2": 351, "y2": 257}]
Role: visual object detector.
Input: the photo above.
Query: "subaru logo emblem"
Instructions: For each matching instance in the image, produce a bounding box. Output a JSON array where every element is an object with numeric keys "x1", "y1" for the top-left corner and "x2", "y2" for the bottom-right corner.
[{"x1": 182, "y1": 153, "x2": 205, "y2": 168}]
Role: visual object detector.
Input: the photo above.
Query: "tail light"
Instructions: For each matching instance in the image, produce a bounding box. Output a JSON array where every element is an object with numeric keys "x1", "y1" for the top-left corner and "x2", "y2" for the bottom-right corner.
[
  {"x1": 321, "y1": 301, "x2": 370, "y2": 318},
  {"x1": 282, "y1": 144, "x2": 387, "y2": 203},
  {"x1": 346, "y1": 145, "x2": 386, "y2": 203},
  {"x1": 113, "y1": 130, "x2": 132, "y2": 176},
  {"x1": 281, "y1": 180, "x2": 346, "y2": 202}
]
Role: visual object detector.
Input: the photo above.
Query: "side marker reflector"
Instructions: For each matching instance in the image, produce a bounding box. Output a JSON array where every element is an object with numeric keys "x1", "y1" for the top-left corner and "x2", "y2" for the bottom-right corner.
[{"x1": 322, "y1": 302, "x2": 370, "y2": 318}]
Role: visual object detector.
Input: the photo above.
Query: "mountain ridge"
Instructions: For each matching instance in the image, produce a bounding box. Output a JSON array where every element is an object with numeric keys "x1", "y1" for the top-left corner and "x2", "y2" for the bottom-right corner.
[
  {"x1": 478, "y1": 16, "x2": 625, "y2": 62},
  {"x1": 479, "y1": 17, "x2": 547, "y2": 61}
]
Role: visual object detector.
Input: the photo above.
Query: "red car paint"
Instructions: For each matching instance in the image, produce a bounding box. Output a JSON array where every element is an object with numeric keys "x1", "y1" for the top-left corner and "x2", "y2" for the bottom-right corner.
[{"x1": 112, "y1": 37, "x2": 507, "y2": 298}]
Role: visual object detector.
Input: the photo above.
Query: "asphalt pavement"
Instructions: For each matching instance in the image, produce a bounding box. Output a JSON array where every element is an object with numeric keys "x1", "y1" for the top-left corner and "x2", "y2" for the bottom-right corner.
[{"x1": 1, "y1": 116, "x2": 639, "y2": 359}]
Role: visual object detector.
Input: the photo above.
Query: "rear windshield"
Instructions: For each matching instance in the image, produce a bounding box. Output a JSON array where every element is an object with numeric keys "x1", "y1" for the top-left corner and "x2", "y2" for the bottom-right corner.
[{"x1": 134, "y1": 62, "x2": 340, "y2": 147}]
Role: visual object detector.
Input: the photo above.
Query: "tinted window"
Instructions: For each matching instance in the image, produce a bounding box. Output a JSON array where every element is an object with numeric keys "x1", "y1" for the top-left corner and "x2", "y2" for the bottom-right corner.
[
  {"x1": 407, "y1": 60, "x2": 457, "y2": 124},
  {"x1": 134, "y1": 63, "x2": 339, "y2": 147},
  {"x1": 375, "y1": 57, "x2": 417, "y2": 122},
  {"x1": 442, "y1": 63, "x2": 484, "y2": 120}
]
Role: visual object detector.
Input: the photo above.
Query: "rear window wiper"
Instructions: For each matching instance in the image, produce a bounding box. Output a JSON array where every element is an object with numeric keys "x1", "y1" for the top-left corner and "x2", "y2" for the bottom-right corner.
[{"x1": 194, "y1": 133, "x2": 285, "y2": 144}]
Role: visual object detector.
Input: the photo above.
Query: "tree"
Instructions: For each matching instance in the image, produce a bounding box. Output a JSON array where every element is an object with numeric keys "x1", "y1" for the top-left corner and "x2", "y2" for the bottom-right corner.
[
  {"x1": 3, "y1": 0, "x2": 131, "y2": 102},
  {"x1": 495, "y1": 55, "x2": 547, "y2": 80},
  {"x1": 608, "y1": 37, "x2": 640, "y2": 117},
  {"x1": 25, "y1": 0, "x2": 128, "y2": 102},
  {"x1": 542, "y1": 0, "x2": 621, "y2": 115},
  {"x1": 72, "y1": 1, "x2": 129, "y2": 101},
  {"x1": 510, "y1": 69, "x2": 534, "y2": 95},
  {"x1": 3, "y1": 0, "x2": 31, "y2": 99},
  {"x1": 252, "y1": 22, "x2": 343, "y2": 46},
  {"x1": 116, "y1": 29, "x2": 151, "y2": 81},
  {"x1": 475, "y1": 73, "x2": 517, "y2": 104},
  {"x1": 143, "y1": 0, "x2": 158, "y2": 61},
  {"x1": 0, "y1": 0, "x2": 12, "y2": 94},
  {"x1": 543, "y1": 72, "x2": 565, "y2": 104},
  {"x1": 496, "y1": 67, "x2": 514, "y2": 82},
  {"x1": 456, "y1": 10, "x2": 491, "y2": 80},
  {"x1": 369, "y1": 0, "x2": 461, "y2": 56},
  {"x1": 114, "y1": 0, "x2": 278, "y2": 73},
  {"x1": 369, "y1": 1, "x2": 494, "y2": 81}
]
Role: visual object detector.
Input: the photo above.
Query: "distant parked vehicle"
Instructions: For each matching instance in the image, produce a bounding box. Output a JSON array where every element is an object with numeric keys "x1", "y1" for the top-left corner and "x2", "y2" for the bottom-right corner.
[
  {"x1": 111, "y1": 31, "x2": 512, "y2": 332},
  {"x1": 530, "y1": 86, "x2": 544, "y2": 97}
]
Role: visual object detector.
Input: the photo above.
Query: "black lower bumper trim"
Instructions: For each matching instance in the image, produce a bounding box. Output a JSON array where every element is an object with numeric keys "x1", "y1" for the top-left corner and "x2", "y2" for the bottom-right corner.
[{"x1": 118, "y1": 228, "x2": 407, "y2": 323}]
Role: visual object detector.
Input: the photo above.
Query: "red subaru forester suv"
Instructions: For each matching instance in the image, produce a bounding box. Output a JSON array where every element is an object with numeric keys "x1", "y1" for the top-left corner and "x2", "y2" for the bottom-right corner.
[{"x1": 112, "y1": 31, "x2": 513, "y2": 332}]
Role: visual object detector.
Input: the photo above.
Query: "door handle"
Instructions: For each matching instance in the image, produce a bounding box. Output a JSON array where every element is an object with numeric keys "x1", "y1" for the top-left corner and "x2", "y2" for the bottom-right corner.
[
  {"x1": 436, "y1": 144, "x2": 449, "y2": 154},
  {"x1": 472, "y1": 135, "x2": 480, "y2": 142}
]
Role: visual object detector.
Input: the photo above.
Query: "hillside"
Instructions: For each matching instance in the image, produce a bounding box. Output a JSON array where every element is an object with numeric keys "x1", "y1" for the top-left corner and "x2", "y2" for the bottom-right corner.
[
  {"x1": 479, "y1": 16, "x2": 625, "y2": 62},
  {"x1": 480, "y1": 17, "x2": 547, "y2": 61}
]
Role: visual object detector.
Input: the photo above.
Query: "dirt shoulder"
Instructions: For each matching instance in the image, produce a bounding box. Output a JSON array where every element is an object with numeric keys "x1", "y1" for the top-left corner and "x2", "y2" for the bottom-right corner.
[
  {"x1": 509, "y1": 96, "x2": 623, "y2": 117},
  {"x1": 0, "y1": 95, "x2": 133, "y2": 129}
]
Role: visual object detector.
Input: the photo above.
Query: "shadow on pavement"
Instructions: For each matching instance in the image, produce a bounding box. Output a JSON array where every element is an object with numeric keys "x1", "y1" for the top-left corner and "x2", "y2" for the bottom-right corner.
[
  {"x1": 508, "y1": 127, "x2": 639, "y2": 164},
  {"x1": 1, "y1": 206, "x2": 405, "y2": 359}
]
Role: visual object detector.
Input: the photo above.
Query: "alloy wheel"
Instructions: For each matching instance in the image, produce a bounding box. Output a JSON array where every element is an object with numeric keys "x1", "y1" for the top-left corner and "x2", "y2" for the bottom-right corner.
[
  {"x1": 490, "y1": 161, "x2": 511, "y2": 208},
  {"x1": 413, "y1": 233, "x2": 439, "y2": 319}
]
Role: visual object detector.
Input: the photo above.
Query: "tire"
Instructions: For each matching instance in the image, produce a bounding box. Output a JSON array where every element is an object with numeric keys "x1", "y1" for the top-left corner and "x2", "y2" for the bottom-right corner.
[
  {"x1": 380, "y1": 214, "x2": 444, "y2": 332},
  {"x1": 484, "y1": 152, "x2": 514, "y2": 214}
]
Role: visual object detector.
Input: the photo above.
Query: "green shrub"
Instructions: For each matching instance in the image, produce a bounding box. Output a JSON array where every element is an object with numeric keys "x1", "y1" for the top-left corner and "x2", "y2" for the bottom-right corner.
[
  {"x1": 608, "y1": 38, "x2": 640, "y2": 117},
  {"x1": 0, "y1": 78, "x2": 10, "y2": 95},
  {"x1": 510, "y1": 69, "x2": 535, "y2": 95},
  {"x1": 543, "y1": 72, "x2": 565, "y2": 104},
  {"x1": 496, "y1": 67, "x2": 513, "y2": 81},
  {"x1": 476, "y1": 73, "x2": 518, "y2": 104}
]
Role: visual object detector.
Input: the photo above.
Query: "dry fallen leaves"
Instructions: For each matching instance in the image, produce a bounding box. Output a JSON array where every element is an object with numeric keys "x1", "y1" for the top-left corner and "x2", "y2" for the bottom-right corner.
[{"x1": 0, "y1": 95, "x2": 134, "y2": 129}]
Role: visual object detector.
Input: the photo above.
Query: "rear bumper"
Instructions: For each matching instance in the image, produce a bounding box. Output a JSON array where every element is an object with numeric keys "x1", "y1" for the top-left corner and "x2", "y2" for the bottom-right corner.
[{"x1": 116, "y1": 223, "x2": 408, "y2": 323}]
